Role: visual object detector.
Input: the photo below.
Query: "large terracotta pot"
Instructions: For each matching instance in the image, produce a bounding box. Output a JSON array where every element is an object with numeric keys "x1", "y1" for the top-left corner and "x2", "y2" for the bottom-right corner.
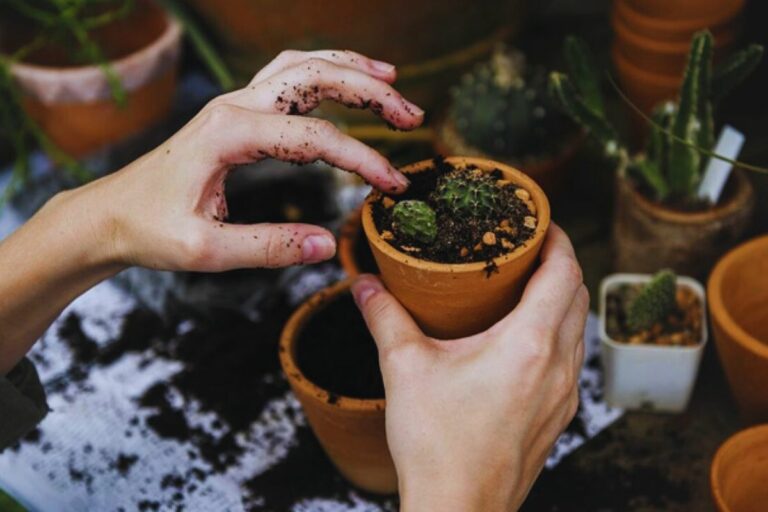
[
  {"x1": 711, "y1": 424, "x2": 768, "y2": 512},
  {"x1": 279, "y1": 278, "x2": 396, "y2": 494},
  {"x1": 708, "y1": 235, "x2": 768, "y2": 424},
  {"x1": 612, "y1": 48, "x2": 681, "y2": 115},
  {"x1": 434, "y1": 117, "x2": 584, "y2": 198},
  {"x1": 5, "y1": 0, "x2": 182, "y2": 157},
  {"x1": 613, "y1": 169, "x2": 754, "y2": 278},
  {"x1": 362, "y1": 156, "x2": 551, "y2": 339},
  {"x1": 187, "y1": 0, "x2": 525, "y2": 115},
  {"x1": 625, "y1": 0, "x2": 744, "y2": 21}
]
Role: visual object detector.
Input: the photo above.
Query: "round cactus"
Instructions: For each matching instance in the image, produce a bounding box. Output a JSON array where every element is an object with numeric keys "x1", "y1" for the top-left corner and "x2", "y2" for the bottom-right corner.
[
  {"x1": 391, "y1": 200, "x2": 438, "y2": 244},
  {"x1": 627, "y1": 270, "x2": 678, "y2": 332},
  {"x1": 433, "y1": 169, "x2": 501, "y2": 219}
]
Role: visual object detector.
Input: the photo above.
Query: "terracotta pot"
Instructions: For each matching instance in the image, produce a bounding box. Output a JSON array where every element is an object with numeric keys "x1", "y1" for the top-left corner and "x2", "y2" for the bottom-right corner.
[
  {"x1": 187, "y1": 0, "x2": 525, "y2": 115},
  {"x1": 613, "y1": 169, "x2": 754, "y2": 278},
  {"x1": 711, "y1": 424, "x2": 768, "y2": 512},
  {"x1": 612, "y1": 47, "x2": 681, "y2": 114},
  {"x1": 612, "y1": 12, "x2": 736, "y2": 77},
  {"x1": 279, "y1": 278, "x2": 396, "y2": 494},
  {"x1": 338, "y1": 207, "x2": 379, "y2": 278},
  {"x1": 361, "y1": 156, "x2": 550, "y2": 339},
  {"x1": 624, "y1": 0, "x2": 744, "y2": 21},
  {"x1": 708, "y1": 235, "x2": 768, "y2": 424},
  {"x1": 434, "y1": 117, "x2": 584, "y2": 198},
  {"x1": 6, "y1": 0, "x2": 182, "y2": 157},
  {"x1": 614, "y1": 0, "x2": 742, "y2": 43}
]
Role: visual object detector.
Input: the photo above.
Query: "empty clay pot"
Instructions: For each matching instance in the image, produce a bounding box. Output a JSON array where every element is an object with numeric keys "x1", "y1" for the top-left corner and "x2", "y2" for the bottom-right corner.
[
  {"x1": 612, "y1": 168, "x2": 754, "y2": 278},
  {"x1": 711, "y1": 424, "x2": 768, "y2": 512},
  {"x1": 279, "y1": 278, "x2": 396, "y2": 494},
  {"x1": 338, "y1": 207, "x2": 378, "y2": 278},
  {"x1": 361, "y1": 156, "x2": 550, "y2": 339},
  {"x1": 615, "y1": 0, "x2": 743, "y2": 42},
  {"x1": 6, "y1": 0, "x2": 182, "y2": 157},
  {"x1": 624, "y1": 0, "x2": 744, "y2": 21},
  {"x1": 612, "y1": 48, "x2": 681, "y2": 114},
  {"x1": 708, "y1": 235, "x2": 768, "y2": 424}
]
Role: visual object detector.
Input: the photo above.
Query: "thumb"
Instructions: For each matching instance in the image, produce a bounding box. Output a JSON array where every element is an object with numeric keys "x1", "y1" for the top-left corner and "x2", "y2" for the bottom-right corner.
[
  {"x1": 351, "y1": 274, "x2": 422, "y2": 353},
  {"x1": 202, "y1": 222, "x2": 336, "y2": 270}
]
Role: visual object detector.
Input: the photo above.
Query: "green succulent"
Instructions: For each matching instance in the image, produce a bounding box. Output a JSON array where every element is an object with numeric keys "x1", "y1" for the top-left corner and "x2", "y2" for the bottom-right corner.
[
  {"x1": 548, "y1": 33, "x2": 763, "y2": 203},
  {"x1": 432, "y1": 169, "x2": 502, "y2": 219},
  {"x1": 627, "y1": 270, "x2": 678, "y2": 333},
  {"x1": 391, "y1": 200, "x2": 437, "y2": 244}
]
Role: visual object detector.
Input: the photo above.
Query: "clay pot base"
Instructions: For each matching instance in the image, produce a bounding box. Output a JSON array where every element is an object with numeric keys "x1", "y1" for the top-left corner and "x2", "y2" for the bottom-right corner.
[{"x1": 711, "y1": 424, "x2": 768, "y2": 512}]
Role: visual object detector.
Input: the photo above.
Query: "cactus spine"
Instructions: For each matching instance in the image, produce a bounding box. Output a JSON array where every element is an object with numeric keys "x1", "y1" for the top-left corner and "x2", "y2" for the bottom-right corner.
[
  {"x1": 548, "y1": 32, "x2": 763, "y2": 202},
  {"x1": 391, "y1": 200, "x2": 438, "y2": 244},
  {"x1": 432, "y1": 169, "x2": 502, "y2": 218},
  {"x1": 627, "y1": 270, "x2": 678, "y2": 333}
]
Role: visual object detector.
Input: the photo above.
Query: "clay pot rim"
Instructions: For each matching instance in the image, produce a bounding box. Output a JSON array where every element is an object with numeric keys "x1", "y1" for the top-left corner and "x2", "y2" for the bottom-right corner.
[
  {"x1": 612, "y1": 47, "x2": 682, "y2": 85},
  {"x1": 434, "y1": 116, "x2": 587, "y2": 175},
  {"x1": 338, "y1": 207, "x2": 364, "y2": 278},
  {"x1": 612, "y1": 12, "x2": 736, "y2": 54},
  {"x1": 707, "y1": 235, "x2": 768, "y2": 359},
  {"x1": 617, "y1": 158, "x2": 754, "y2": 224},
  {"x1": 616, "y1": 0, "x2": 744, "y2": 34},
  {"x1": 361, "y1": 156, "x2": 551, "y2": 274},
  {"x1": 279, "y1": 277, "x2": 386, "y2": 411},
  {"x1": 598, "y1": 273, "x2": 708, "y2": 353},
  {"x1": 8, "y1": 5, "x2": 181, "y2": 80},
  {"x1": 710, "y1": 423, "x2": 768, "y2": 512}
]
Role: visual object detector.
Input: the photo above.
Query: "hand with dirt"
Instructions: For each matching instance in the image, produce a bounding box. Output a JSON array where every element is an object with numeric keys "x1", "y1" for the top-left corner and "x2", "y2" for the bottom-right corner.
[
  {"x1": 0, "y1": 49, "x2": 423, "y2": 374},
  {"x1": 352, "y1": 224, "x2": 588, "y2": 511}
]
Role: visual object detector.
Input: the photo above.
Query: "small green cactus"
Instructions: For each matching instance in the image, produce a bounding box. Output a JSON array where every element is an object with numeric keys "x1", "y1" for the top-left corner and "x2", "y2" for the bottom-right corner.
[
  {"x1": 548, "y1": 33, "x2": 763, "y2": 203},
  {"x1": 391, "y1": 200, "x2": 438, "y2": 244},
  {"x1": 627, "y1": 270, "x2": 678, "y2": 333},
  {"x1": 449, "y1": 47, "x2": 568, "y2": 157},
  {"x1": 432, "y1": 169, "x2": 502, "y2": 219}
]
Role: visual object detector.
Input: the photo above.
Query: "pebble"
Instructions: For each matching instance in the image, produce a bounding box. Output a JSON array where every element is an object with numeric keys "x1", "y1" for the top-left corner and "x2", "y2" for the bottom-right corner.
[
  {"x1": 482, "y1": 232, "x2": 497, "y2": 246},
  {"x1": 515, "y1": 188, "x2": 530, "y2": 201},
  {"x1": 382, "y1": 197, "x2": 395, "y2": 208},
  {"x1": 524, "y1": 216, "x2": 537, "y2": 229},
  {"x1": 381, "y1": 230, "x2": 394, "y2": 241},
  {"x1": 501, "y1": 239, "x2": 515, "y2": 251},
  {"x1": 460, "y1": 247, "x2": 470, "y2": 258}
]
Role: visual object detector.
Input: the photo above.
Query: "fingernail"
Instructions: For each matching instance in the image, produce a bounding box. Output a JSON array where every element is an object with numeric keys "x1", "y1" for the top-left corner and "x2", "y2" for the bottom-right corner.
[
  {"x1": 352, "y1": 275, "x2": 383, "y2": 308},
  {"x1": 371, "y1": 59, "x2": 395, "y2": 73},
  {"x1": 402, "y1": 99, "x2": 425, "y2": 117},
  {"x1": 302, "y1": 235, "x2": 336, "y2": 263},
  {"x1": 392, "y1": 168, "x2": 410, "y2": 189}
]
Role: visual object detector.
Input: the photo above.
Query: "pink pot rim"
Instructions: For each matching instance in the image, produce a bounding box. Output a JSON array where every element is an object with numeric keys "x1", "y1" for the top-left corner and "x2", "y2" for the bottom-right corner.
[
  {"x1": 9, "y1": 11, "x2": 182, "y2": 103},
  {"x1": 707, "y1": 235, "x2": 768, "y2": 359}
]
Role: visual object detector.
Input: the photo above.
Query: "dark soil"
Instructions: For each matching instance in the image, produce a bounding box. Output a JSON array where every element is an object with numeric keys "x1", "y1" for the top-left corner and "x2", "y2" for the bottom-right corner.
[
  {"x1": 606, "y1": 284, "x2": 703, "y2": 346},
  {"x1": 372, "y1": 157, "x2": 536, "y2": 264},
  {"x1": 296, "y1": 293, "x2": 384, "y2": 400}
]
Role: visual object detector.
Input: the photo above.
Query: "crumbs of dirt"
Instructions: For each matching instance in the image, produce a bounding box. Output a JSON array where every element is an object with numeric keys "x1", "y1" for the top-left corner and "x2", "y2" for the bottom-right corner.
[
  {"x1": 296, "y1": 293, "x2": 384, "y2": 400},
  {"x1": 606, "y1": 284, "x2": 703, "y2": 346},
  {"x1": 372, "y1": 156, "x2": 536, "y2": 264}
]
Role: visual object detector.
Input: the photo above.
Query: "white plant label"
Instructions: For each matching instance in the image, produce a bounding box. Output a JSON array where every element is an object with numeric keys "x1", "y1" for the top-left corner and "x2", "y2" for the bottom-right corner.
[{"x1": 697, "y1": 125, "x2": 745, "y2": 204}]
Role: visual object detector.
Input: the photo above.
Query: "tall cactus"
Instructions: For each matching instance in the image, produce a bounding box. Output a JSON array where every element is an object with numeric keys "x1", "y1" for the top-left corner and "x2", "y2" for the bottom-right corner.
[
  {"x1": 548, "y1": 32, "x2": 763, "y2": 203},
  {"x1": 627, "y1": 270, "x2": 677, "y2": 333}
]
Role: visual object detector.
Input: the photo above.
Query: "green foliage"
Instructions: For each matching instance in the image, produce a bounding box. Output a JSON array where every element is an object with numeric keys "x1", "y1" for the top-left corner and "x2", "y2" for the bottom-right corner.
[
  {"x1": 549, "y1": 32, "x2": 763, "y2": 203},
  {"x1": 449, "y1": 47, "x2": 569, "y2": 157},
  {"x1": 391, "y1": 200, "x2": 438, "y2": 244},
  {"x1": 433, "y1": 169, "x2": 501, "y2": 219},
  {"x1": 627, "y1": 270, "x2": 678, "y2": 333}
]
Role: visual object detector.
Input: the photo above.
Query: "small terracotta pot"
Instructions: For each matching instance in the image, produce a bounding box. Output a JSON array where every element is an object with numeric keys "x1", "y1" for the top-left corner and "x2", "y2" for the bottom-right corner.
[
  {"x1": 711, "y1": 424, "x2": 768, "y2": 512},
  {"x1": 613, "y1": 166, "x2": 754, "y2": 278},
  {"x1": 708, "y1": 235, "x2": 768, "y2": 424},
  {"x1": 7, "y1": 0, "x2": 182, "y2": 157},
  {"x1": 433, "y1": 117, "x2": 584, "y2": 198},
  {"x1": 624, "y1": 0, "x2": 744, "y2": 21},
  {"x1": 362, "y1": 156, "x2": 550, "y2": 339},
  {"x1": 279, "y1": 278, "x2": 396, "y2": 494}
]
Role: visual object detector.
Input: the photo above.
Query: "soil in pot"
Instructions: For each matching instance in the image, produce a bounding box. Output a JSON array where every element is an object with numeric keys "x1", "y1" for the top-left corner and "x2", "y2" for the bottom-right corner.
[
  {"x1": 371, "y1": 156, "x2": 538, "y2": 265},
  {"x1": 606, "y1": 281, "x2": 703, "y2": 347},
  {"x1": 296, "y1": 294, "x2": 383, "y2": 401}
]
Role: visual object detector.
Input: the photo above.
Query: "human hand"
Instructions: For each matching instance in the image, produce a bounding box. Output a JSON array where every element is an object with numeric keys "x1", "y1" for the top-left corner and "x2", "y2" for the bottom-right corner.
[
  {"x1": 58, "y1": 49, "x2": 423, "y2": 272},
  {"x1": 351, "y1": 224, "x2": 588, "y2": 511}
]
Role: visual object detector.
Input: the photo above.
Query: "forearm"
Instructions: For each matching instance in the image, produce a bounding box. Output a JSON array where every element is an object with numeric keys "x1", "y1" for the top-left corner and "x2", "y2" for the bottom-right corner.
[{"x1": 0, "y1": 185, "x2": 122, "y2": 374}]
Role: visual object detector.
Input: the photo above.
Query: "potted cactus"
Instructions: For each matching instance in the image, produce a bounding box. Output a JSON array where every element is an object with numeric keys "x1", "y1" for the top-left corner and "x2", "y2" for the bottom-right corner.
[
  {"x1": 279, "y1": 278, "x2": 395, "y2": 494},
  {"x1": 435, "y1": 46, "x2": 582, "y2": 196},
  {"x1": 361, "y1": 156, "x2": 550, "y2": 339},
  {"x1": 549, "y1": 32, "x2": 762, "y2": 277},
  {"x1": 599, "y1": 270, "x2": 707, "y2": 412}
]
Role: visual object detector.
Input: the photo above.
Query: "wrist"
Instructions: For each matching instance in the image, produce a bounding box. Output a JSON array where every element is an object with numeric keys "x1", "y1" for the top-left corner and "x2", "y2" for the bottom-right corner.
[{"x1": 399, "y1": 470, "x2": 516, "y2": 512}]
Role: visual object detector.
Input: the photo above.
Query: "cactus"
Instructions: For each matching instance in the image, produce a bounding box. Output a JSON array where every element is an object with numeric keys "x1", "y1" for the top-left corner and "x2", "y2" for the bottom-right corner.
[
  {"x1": 627, "y1": 270, "x2": 677, "y2": 333},
  {"x1": 391, "y1": 200, "x2": 438, "y2": 244},
  {"x1": 432, "y1": 169, "x2": 502, "y2": 219},
  {"x1": 548, "y1": 32, "x2": 763, "y2": 203},
  {"x1": 449, "y1": 47, "x2": 567, "y2": 157}
]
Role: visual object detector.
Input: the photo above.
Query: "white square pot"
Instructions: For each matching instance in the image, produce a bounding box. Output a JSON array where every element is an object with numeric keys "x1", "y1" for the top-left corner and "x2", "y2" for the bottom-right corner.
[{"x1": 599, "y1": 273, "x2": 708, "y2": 413}]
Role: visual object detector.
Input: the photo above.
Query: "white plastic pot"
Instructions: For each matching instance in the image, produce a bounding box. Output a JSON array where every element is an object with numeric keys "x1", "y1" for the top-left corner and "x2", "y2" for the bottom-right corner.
[{"x1": 599, "y1": 273, "x2": 708, "y2": 413}]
